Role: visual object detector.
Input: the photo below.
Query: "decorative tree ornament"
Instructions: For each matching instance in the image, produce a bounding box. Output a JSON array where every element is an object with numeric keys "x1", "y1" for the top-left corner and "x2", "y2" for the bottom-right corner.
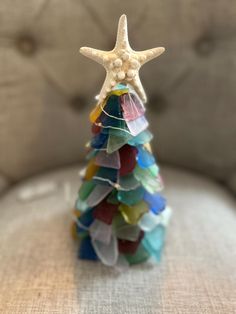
[
  {"x1": 80, "y1": 14, "x2": 165, "y2": 103},
  {"x1": 72, "y1": 14, "x2": 171, "y2": 270}
]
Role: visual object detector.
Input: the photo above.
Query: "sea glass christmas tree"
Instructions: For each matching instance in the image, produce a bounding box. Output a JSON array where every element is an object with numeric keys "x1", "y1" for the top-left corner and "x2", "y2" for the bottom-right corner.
[{"x1": 72, "y1": 14, "x2": 172, "y2": 268}]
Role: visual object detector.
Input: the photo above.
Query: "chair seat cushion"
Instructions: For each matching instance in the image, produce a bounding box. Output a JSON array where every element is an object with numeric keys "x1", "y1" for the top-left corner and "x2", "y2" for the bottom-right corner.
[{"x1": 0, "y1": 165, "x2": 235, "y2": 314}]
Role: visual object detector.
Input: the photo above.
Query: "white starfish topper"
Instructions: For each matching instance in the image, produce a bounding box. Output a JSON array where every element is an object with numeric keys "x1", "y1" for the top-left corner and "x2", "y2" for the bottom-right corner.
[{"x1": 80, "y1": 14, "x2": 165, "y2": 103}]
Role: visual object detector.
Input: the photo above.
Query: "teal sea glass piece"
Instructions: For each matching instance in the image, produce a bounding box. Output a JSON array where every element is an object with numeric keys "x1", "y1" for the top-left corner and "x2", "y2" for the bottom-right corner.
[
  {"x1": 128, "y1": 130, "x2": 153, "y2": 146},
  {"x1": 117, "y1": 186, "x2": 145, "y2": 205},
  {"x1": 79, "y1": 180, "x2": 96, "y2": 201},
  {"x1": 137, "y1": 146, "x2": 155, "y2": 168},
  {"x1": 142, "y1": 225, "x2": 166, "y2": 261}
]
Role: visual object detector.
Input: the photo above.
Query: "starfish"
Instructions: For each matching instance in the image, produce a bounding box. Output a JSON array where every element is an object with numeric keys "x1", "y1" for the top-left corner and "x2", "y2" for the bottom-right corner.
[{"x1": 80, "y1": 14, "x2": 165, "y2": 103}]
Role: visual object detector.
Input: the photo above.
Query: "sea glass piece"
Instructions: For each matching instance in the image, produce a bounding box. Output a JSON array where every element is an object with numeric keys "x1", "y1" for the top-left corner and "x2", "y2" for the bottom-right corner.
[
  {"x1": 149, "y1": 164, "x2": 159, "y2": 177},
  {"x1": 86, "y1": 149, "x2": 98, "y2": 161},
  {"x1": 116, "y1": 224, "x2": 141, "y2": 241},
  {"x1": 159, "y1": 206, "x2": 172, "y2": 227},
  {"x1": 92, "y1": 234, "x2": 118, "y2": 266},
  {"x1": 77, "y1": 209, "x2": 94, "y2": 230},
  {"x1": 79, "y1": 180, "x2": 96, "y2": 201},
  {"x1": 95, "y1": 150, "x2": 121, "y2": 169},
  {"x1": 79, "y1": 236, "x2": 98, "y2": 261},
  {"x1": 93, "y1": 167, "x2": 118, "y2": 186},
  {"x1": 84, "y1": 159, "x2": 100, "y2": 180},
  {"x1": 75, "y1": 197, "x2": 89, "y2": 212},
  {"x1": 89, "y1": 219, "x2": 112, "y2": 245},
  {"x1": 93, "y1": 200, "x2": 118, "y2": 224},
  {"x1": 125, "y1": 243, "x2": 150, "y2": 265},
  {"x1": 115, "y1": 254, "x2": 129, "y2": 272},
  {"x1": 102, "y1": 94, "x2": 123, "y2": 119},
  {"x1": 126, "y1": 115, "x2": 148, "y2": 136},
  {"x1": 106, "y1": 189, "x2": 119, "y2": 204},
  {"x1": 142, "y1": 225, "x2": 166, "y2": 262},
  {"x1": 120, "y1": 92, "x2": 145, "y2": 121},
  {"x1": 86, "y1": 184, "x2": 113, "y2": 207},
  {"x1": 137, "y1": 146, "x2": 155, "y2": 168},
  {"x1": 128, "y1": 130, "x2": 153, "y2": 146},
  {"x1": 119, "y1": 144, "x2": 138, "y2": 176},
  {"x1": 134, "y1": 166, "x2": 163, "y2": 193},
  {"x1": 111, "y1": 83, "x2": 129, "y2": 94},
  {"x1": 143, "y1": 191, "x2": 166, "y2": 215},
  {"x1": 119, "y1": 201, "x2": 149, "y2": 225},
  {"x1": 90, "y1": 132, "x2": 108, "y2": 149},
  {"x1": 117, "y1": 186, "x2": 145, "y2": 206},
  {"x1": 107, "y1": 133, "x2": 132, "y2": 154},
  {"x1": 89, "y1": 100, "x2": 106, "y2": 123},
  {"x1": 138, "y1": 210, "x2": 162, "y2": 232},
  {"x1": 91, "y1": 123, "x2": 101, "y2": 134},
  {"x1": 118, "y1": 231, "x2": 144, "y2": 254},
  {"x1": 119, "y1": 173, "x2": 140, "y2": 191}
]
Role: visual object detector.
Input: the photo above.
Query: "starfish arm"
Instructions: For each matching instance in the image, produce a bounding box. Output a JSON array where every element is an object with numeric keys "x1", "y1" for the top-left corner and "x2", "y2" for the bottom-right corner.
[
  {"x1": 80, "y1": 47, "x2": 107, "y2": 66},
  {"x1": 138, "y1": 47, "x2": 165, "y2": 65},
  {"x1": 131, "y1": 75, "x2": 147, "y2": 103},
  {"x1": 115, "y1": 14, "x2": 130, "y2": 50},
  {"x1": 98, "y1": 72, "x2": 114, "y2": 103}
]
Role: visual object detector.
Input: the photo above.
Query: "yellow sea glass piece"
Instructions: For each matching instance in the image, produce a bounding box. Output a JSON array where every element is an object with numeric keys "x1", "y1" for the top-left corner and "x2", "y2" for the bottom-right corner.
[
  {"x1": 118, "y1": 201, "x2": 149, "y2": 225},
  {"x1": 71, "y1": 221, "x2": 78, "y2": 240},
  {"x1": 84, "y1": 159, "x2": 99, "y2": 180},
  {"x1": 89, "y1": 99, "x2": 106, "y2": 123}
]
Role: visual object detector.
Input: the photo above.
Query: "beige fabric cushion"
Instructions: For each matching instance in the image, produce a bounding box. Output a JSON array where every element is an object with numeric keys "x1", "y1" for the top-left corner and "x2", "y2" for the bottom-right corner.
[
  {"x1": 0, "y1": 0, "x2": 235, "y2": 189},
  {"x1": 0, "y1": 165, "x2": 235, "y2": 314}
]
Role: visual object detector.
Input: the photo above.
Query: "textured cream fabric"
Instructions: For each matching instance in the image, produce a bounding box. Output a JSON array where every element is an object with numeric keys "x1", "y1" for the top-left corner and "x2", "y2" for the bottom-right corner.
[
  {"x1": 0, "y1": 165, "x2": 235, "y2": 314},
  {"x1": 0, "y1": 0, "x2": 235, "y2": 188}
]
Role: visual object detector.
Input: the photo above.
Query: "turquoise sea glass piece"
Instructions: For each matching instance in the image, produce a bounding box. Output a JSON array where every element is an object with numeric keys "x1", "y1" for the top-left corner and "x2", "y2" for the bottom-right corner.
[
  {"x1": 128, "y1": 130, "x2": 153, "y2": 146},
  {"x1": 117, "y1": 186, "x2": 145, "y2": 206},
  {"x1": 149, "y1": 164, "x2": 159, "y2": 176},
  {"x1": 75, "y1": 197, "x2": 89, "y2": 212},
  {"x1": 93, "y1": 167, "x2": 118, "y2": 186},
  {"x1": 137, "y1": 146, "x2": 155, "y2": 168},
  {"x1": 142, "y1": 225, "x2": 166, "y2": 261}
]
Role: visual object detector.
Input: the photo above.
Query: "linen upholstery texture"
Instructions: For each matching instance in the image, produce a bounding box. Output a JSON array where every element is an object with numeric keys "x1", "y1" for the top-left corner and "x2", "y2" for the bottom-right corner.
[
  {"x1": 0, "y1": 166, "x2": 235, "y2": 314},
  {"x1": 0, "y1": 0, "x2": 235, "y2": 193}
]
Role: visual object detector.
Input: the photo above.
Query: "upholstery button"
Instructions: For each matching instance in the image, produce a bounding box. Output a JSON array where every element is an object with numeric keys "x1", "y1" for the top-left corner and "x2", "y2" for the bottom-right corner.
[
  {"x1": 70, "y1": 95, "x2": 87, "y2": 112},
  {"x1": 17, "y1": 35, "x2": 37, "y2": 56},
  {"x1": 149, "y1": 93, "x2": 168, "y2": 113},
  {"x1": 195, "y1": 35, "x2": 215, "y2": 56}
]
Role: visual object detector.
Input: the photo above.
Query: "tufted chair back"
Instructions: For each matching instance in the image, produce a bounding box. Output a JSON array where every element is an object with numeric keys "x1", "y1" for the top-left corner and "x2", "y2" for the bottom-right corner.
[{"x1": 0, "y1": 0, "x2": 235, "y2": 193}]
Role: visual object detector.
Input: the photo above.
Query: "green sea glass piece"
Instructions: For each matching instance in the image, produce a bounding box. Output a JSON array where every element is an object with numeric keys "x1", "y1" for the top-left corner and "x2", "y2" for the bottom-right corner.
[
  {"x1": 134, "y1": 165, "x2": 163, "y2": 194},
  {"x1": 125, "y1": 244, "x2": 150, "y2": 265},
  {"x1": 79, "y1": 180, "x2": 96, "y2": 201},
  {"x1": 128, "y1": 130, "x2": 153, "y2": 146}
]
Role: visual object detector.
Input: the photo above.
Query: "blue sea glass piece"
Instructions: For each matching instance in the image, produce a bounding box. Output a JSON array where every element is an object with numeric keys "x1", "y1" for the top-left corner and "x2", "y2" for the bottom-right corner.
[
  {"x1": 79, "y1": 236, "x2": 98, "y2": 261},
  {"x1": 142, "y1": 224, "x2": 166, "y2": 262},
  {"x1": 137, "y1": 146, "x2": 155, "y2": 168},
  {"x1": 77, "y1": 209, "x2": 94, "y2": 230},
  {"x1": 93, "y1": 167, "x2": 118, "y2": 186},
  {"x1": 117, "y1": 186, "x2": 145, "y2": 206},
  {"x1": 128, "y1": 130, "x2": 153, "y2": 146},
  {"x1": 143, "y1": 191, "x2": 166, "y2": 215},
  {"x1": 91, "y1": 132, "x2": 108, "y2": 149}
]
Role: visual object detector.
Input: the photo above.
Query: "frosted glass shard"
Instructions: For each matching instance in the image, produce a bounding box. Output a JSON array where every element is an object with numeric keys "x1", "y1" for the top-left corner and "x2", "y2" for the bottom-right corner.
[
  {"x1": 91, "y1": 132, "x2": 108, "y2": 149},
  {"x1": 119, "y1": 201, "x2": 149, "y2": 225},
  {"x1": 134, "y1": 166, "x2": 163, "y2": 194},
  {"x1": 115, "y1": 254, "x2": 129, "y2": 272},
  {"x1": 75, "y1": 197, "x2": 89, "y2": 212},
  {"x1": 142, "y1": 225, "x2": 166, "y2": 262},
  {"x1": 95, "y1": 150, "x2": 121, "y2": 169},
  {"x1": 89, "y1": 219, "x2": 112, "y2": 245},
  {"x1": 149, "y1": 164, "x2": 159, "y2": 177},
  {"x1": 116, "y1": 224, "x2": 141, "y2": 241},
  {"x1": 128, "y1": 130, "x2": 153, "y2": 146},
  {"x1": 159, "y1": 206, "x2": 172, "y2": 227},
  {"x1": 137, "y1": 146, "x2": 155, "y2": 168},
  {"x1": 92, "y1": 234, "x2": 118, "y2": 266},
  {"x1": 126, "y1": 116, "x2": 148, "y2": 136},
  {"x1": 79, "y1": 180, "x2": 96, "y2": 201},
  {"x1": 107, "y1": 134, "x2": 131, "y2": 154},
  {"x1": 117, "y1": 186, "x2": 145, "y2": 206},
  {"x1": 119, "y1": 173, "x2": 140, "y2": 191},
  {"x1": 138, "y1": 210, "x2": 162, "y2": 232},
  {"x1": 125, "y1": 244, "x2": 150, "y2": 265},
  {"x1": 86, "y1": 184, "x2": 113, "y2": 207},
  {"x1": 120, "y1": 93, "x2": 145, "y2": 121}
]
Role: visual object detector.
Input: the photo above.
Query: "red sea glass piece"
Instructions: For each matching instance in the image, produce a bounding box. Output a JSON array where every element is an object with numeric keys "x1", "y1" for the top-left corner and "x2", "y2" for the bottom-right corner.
[
  {"x1": 119, "y1": 145, "x2": 138, "y2": 176},
  {"x1": 93, "y1": 200, "x2": 118, "y2": 225},
  {"x1": 91, "y1": 123, "x2": 101, "y2": 135},
  {"x1": 118, "y1": 231, "x2": 144, "y2": 254}
]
